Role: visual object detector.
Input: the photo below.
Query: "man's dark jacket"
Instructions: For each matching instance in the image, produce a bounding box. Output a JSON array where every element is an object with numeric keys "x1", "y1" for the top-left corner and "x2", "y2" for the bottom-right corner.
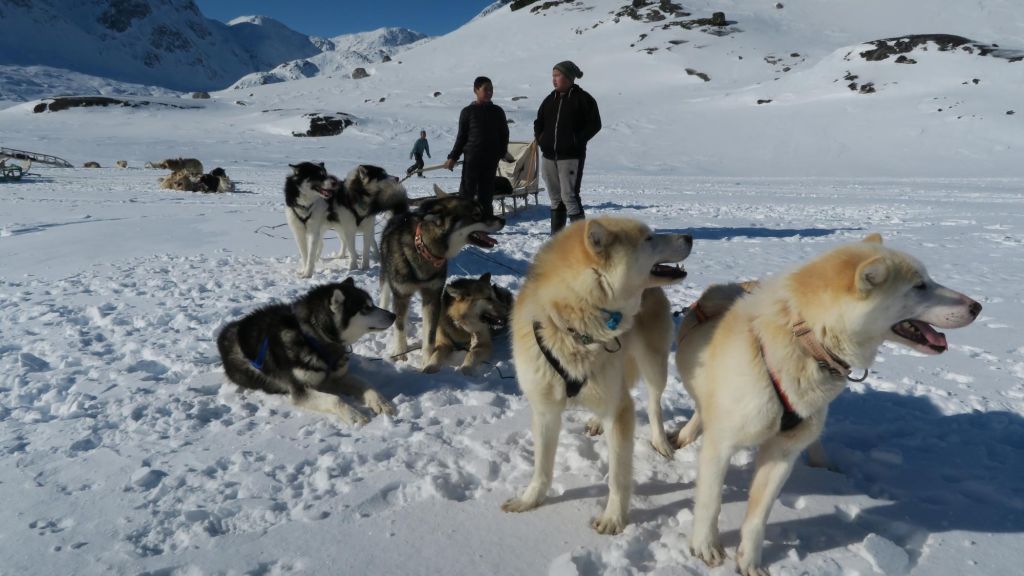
[
  {"x1": 533, "y1": 84, "x2": 601, "y2": 160},
  {"x1": 448, "y1": 101, "x2": 509, "y2": 164}
]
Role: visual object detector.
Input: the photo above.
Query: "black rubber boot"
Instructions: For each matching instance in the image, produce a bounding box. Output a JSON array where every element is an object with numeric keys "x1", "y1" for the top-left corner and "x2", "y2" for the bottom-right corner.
[
  {"x1": 551, "y1": 205, "x2": 568, "y2": 235},
  {"x1": 568, "y1": 212, "x2": 585, "y2": 223}
]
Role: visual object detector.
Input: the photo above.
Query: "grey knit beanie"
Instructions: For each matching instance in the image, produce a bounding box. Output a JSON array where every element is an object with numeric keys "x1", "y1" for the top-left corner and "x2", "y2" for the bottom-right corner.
[{"x1": 553, "y1": 60, "x2": 583, "y2": 80}]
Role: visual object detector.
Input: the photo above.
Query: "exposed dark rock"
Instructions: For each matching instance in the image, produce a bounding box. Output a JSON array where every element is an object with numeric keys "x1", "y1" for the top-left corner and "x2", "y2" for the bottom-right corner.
[
  {"x1": 510, "y1": 0, "x2": 540, "y2": 10},
  {"x1": 433, "y1": 91, "x2": 442, "y2": 97},
  {"x1": 97, "y1": 0, "x2": 150, "y2": 33},
  {"x1": 292, "y1": 113, "x2": 355, "y2": 138},
  {"x1": 790, "y1": 52, "x2": 800, "y2": 57},
  {"x1": 1009, "y1": 110, "x2": 1016, "y2": 115},
  {"x1": 382, "y1": 54, "x2": 392, "y2": 62},
  {"x1": 511, "y1": 96, "x2": 529, "y2": 101},
  {"x1": 685, "y1": 68, "x2": 711, "y2": 82},
  {"x1": 33, "y1": 96, "x2": 199, "y2": 113},
  {"x1": 855, "y1": 34, "x2": 1024, "y2": 63},
  {"x1": 775, "y1": 2, "x2": 784, "y2": 8},
  {"x1": 507, "y1": 119, "x2": 515, "y2": 124},
  {"x1": 973, "y1": 78, "x2": 980, "y2": 84},
  {"x1": 859, "y1": 83, "x2": 876, "y2": 94},
  {"x1": 379, "y1": 97, "x2": 386, "y2": 102},
  {"x1": 352, "y1": 67, "x2": 370, "y2": 79},
  {"x1": 710, "y1": 12, "x2": 727, "y2": 26},
  {"x1": 895, "y1": 55, "x2": 917, "y2": 64},
  {"x1": 757, "y1": 99, "x2": 773, "y2": 105},
  {"x1": 192, "y1": 91, "x2": 210, "y2": 99},
  {"x1": 150, "y1": 24, "x2": 192, "y2": 53},
  {"x1": 848, "y1": 82, "x2": 859, "y2": 91}
]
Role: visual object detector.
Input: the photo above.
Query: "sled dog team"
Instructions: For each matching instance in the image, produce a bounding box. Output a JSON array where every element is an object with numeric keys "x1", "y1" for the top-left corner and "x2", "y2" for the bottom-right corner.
[{"x1": 217, "y1": 161, "x2": 981, "y2": 575}]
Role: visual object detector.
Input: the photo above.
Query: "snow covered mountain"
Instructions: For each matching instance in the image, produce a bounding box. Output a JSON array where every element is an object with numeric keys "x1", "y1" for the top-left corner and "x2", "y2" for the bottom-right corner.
[
  {"x1": 0, "y1": 0, "x2": 426, "y2": 98},
  {"x1": 4, "y1": 0, "x2": 1019, "y2": 177},
  {"x1": 229, "y1": 27, "x2": 429, "y2": 90}
]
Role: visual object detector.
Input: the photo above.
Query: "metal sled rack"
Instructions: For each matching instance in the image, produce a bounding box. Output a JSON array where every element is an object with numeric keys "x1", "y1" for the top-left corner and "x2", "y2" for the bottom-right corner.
[{"x1": 1, "y1": 146, "x2": 73, "y2": 168}]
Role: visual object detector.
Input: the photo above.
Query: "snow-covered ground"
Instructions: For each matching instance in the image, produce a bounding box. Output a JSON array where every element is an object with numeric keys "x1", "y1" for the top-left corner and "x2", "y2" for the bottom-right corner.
[
  {"x1": 3, "y1": 1, "x2": 1024, "y2": 574},
  {"x1": 2, "y1": 165, "x2": 1022, "y2": 575}
]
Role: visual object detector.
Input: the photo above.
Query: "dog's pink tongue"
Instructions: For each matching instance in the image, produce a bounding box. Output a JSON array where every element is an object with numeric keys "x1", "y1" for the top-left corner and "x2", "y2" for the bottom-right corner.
[{"x1": 914, "y1": 320, "x2": 947, "y2": 348}]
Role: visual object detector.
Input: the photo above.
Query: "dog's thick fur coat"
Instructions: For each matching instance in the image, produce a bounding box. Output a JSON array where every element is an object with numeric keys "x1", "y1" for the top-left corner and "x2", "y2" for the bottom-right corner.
[
  {"x1": 217, "y1": 278, "x2": 397, "y2": 424},
  {"x1": 674, "y1": 234, "x2": 981, "y2": 575},
  {"x1": 502, "y1": 217, "x2": 692, "y2": 534},
  {"x1": 422, "y1": 272, "x2": 513, "y2": 374}
]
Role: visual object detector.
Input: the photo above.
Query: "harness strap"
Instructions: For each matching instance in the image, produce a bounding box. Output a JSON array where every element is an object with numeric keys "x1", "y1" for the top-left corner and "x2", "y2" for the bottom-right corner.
[
  {"x1": 291, "y1": 204, "x2": 313, "y2": 224},
  {"x1": 249, "y1": 336, "x2": 271, "y2": 370},
  {"x1": 757, "y1": 339, "x2": 804, "y2": 432},
  {"x1": 533, "y1": 321, "x2": 586, "y2": 397},
  {"x1": 791, "y1": 318, "x2": 852, "y2": 378},
  {"x1": 414, "y1": 222, "x2": 446, "y2": 268}
]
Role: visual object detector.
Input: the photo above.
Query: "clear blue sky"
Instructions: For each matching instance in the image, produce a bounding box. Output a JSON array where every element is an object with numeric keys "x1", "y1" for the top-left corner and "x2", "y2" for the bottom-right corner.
[{"x1": 195, "y1": 0, "x2": 495, "y2": 37}]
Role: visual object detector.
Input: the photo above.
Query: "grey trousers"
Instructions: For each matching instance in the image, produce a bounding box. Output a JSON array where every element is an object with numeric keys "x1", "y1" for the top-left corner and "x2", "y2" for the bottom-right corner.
[{"x1": 541, "y1": 157, "x2": 585, "y2": 218}]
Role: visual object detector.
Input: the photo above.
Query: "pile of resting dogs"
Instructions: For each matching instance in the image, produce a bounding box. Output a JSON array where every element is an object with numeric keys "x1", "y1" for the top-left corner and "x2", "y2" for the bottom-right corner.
[
  {"x1": 215, "y1": 161, "x2": 983, "y2": 575},
  {"x1": 150, "y1": 157, "x2": 235, "y2": 193}
]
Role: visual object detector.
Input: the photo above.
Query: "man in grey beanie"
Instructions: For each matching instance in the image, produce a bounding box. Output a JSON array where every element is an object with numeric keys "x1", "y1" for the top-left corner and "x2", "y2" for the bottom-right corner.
[{"x1": 533, "y1": 60, "x2": 601, "y2": 234}]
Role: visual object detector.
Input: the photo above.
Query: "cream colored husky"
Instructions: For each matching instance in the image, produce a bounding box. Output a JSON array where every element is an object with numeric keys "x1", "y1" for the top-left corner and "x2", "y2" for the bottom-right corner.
[
  {"x1": 674, "y1": 234, "x2": 981, "y2": 575},
  {"x1": 502, "y1": 217, "x2": 693, "y2": 534}
]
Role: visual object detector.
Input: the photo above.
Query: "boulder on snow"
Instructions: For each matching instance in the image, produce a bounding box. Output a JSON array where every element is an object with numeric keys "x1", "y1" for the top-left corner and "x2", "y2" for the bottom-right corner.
[
  {"x1": 191, "y1": 91, "x2": 210, "y2": 99},
  {"x1": 352, "y1": 67, "x2": 370, "y2": 79},
  {"x1": 292, "y1": 113, "x2": 355, "y2": 138}
]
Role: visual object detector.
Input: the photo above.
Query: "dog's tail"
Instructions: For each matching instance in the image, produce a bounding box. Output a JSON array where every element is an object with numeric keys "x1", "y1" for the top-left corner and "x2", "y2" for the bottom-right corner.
[
  {"x1": 217, "y1": 322, "x2": 288, "y2": 394},
  {"x1": 676, "y1": 280, "x2": 760, "y2": 344}
]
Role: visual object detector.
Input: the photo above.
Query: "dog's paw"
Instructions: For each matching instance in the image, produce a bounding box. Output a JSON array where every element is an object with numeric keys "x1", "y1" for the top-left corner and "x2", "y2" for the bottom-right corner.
[
  {"x1": 591, "y1": 512, "x2": 626, "y2": 535},
  {"x1": 650, "y1": 434, "x2": 675, "y2": 459},
  {"x1": 736, "y1": 546, "x2": 770, "y2": 576},
  {"x1": 501, "y1": 496, "x2": 541, "y2": 513},
  {"x1": 456, "y1": 363, "x2": 477, "y2": 376},
  {"x1": 421, "y1": 362, "x2": 441, "y2": 374},
  {"x1": 674, "y1": 427, "x2": 700, "y2": 449},
  {"x1": 363, "y1": 390, "x2": 397, "y2": 416},
  {"x1": 338, "y1": 406, "x2": 370, "y2": 426},
  {"x1": 689, "y1": 535, "x2": 725, "y2": 567},
  {"x1": 584, "y1": 416, "x2": 604, "y2": 436}
]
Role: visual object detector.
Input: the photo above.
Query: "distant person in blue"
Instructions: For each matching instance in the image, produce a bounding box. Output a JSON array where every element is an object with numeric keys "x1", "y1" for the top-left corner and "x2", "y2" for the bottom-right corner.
[
  {"x1": 406, "y1": 130, "x2": 431, "y2": 178},
  {"x1": 443, "y1": 76, "x2": 509, "y2": 217},
  {"x1": 534, "y1": 60, "x2": 601, "y2": 235}
]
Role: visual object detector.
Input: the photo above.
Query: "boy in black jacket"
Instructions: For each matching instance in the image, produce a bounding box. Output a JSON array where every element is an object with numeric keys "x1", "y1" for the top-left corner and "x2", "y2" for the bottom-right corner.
[
  {"x1": 444, "y1": 76, "x2": 509, "y2": 217},
  {"x1": 533, "y1": 61, "x2": 601, "y2": 234}
]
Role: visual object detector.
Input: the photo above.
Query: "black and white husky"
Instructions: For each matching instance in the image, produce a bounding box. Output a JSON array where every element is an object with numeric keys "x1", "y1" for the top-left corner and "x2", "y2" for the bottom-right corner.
[
  {"x1": 217, "y1": 278, "x2": 398, "y2": 424},
  {"x1": 325, "y1": 165, "x2": 409, "y2": 271},
  {"x1": 284, "y1": 162, "x2": 340, "y2": 278}
]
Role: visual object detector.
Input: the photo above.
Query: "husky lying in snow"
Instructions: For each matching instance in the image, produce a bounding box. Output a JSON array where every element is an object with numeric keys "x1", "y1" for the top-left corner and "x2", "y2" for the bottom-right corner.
[
  {"x1": 674, "y1": 234, "x2": 981, "y2": 575},
  {"x1": 217, "y1": 278, "x2": 397, "y2": 425}
]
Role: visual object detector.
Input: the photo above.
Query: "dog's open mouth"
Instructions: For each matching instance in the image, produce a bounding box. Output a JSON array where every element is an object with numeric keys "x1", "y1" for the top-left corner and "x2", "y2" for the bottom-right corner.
[
  {"x1": 468, "y1": 231, "x2": 498, "y2": 248},
  {"x1": 313, "y1": 184, "x2": 334, "y2": 199},
  {"x1": 891, "y1": 319, "x2": 948, "y2": 354},
  {"x1": 650, "y1": 263, "x2": 687, "y2": 280}
]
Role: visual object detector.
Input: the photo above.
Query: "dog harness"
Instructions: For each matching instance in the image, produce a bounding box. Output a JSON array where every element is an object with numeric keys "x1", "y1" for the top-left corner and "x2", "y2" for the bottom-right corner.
[
  {"x1": 290, "y1": 203, "x2": 314, "y2": 224},
  {"x1": 533, "y1": 322, "x2": 587, "y2": 397},
  {"x1": 532, "y1": 310, "x2": 624, "y2": 398},
  {"x1": 414, "y1": 222, "x2": 447, "y2": 268},
  {"x1": 249, "y1": 337, "x2": 271, "y2": 370},
  {"x1": 757, "y1": 339, "x2": 804, "y2": 432},
  {"x1": 300, "y1": 331, "x2": 341, "y2": 371}
]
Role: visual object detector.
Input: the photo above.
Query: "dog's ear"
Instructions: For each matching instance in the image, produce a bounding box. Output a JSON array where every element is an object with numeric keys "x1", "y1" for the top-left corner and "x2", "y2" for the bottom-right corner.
[
  {"x1": 317, "y1": 162, "x2": 325, "y2": 168},
  {"x1": 445, "y1": 282, "x2": 471, "y2": 299},
  {"x1": 855, "y1": 256, "x2": 889, "y2": 293},
  {"x1": 289, "y1": 163, "x2": 300, "y2": 174},
  {"x1": 863, "y1": 233, "x2": 883, "y2": 244},
  {"x1": 585, "y1": 220, "x2": 613, "y2": 257},
  {"x1": 479, "y1": 272, "x2": 492, "y2": 283},
  {"x1": 341, "y1": 277, "x2": 355, "y2": 288},
  {"x1": 330, "y1": 288, "x2": 346, "y2": 313},
  {"x1": 433, "y1": 184, "x2": 449, "y2": 198}
]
